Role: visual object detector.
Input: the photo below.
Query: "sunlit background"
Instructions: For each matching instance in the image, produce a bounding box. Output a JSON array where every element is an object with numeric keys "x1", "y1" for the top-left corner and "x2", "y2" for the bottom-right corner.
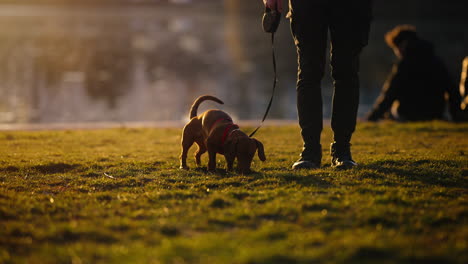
[{"x1": 0, "y1": 0, "x2": 466, "y2": 124}]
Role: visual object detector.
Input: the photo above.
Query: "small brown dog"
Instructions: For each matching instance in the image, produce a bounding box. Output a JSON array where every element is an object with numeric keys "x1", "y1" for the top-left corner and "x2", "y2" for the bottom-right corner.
[{"x1": 179, "y1": 95, "x2": 266, "y2": 173}]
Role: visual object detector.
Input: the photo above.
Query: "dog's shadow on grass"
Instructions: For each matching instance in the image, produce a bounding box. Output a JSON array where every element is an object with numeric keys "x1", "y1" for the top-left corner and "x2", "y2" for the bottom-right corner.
[
  {"x1": 192, "y1": 167, "x2": 231, "y2": 175},
  {"x1": 191, "y1": 167, "x2": 256, "y2": 177},
  {"x1": 190, "y1": 166, "x2": 334, "y2": 187},
  {"x1": 191, "y1": 158, "x2": 466, "y2": 189}
]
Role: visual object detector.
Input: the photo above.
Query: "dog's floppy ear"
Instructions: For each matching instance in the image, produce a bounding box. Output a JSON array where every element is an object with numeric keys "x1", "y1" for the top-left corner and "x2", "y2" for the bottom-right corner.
[{"x1": 253, "y1": 138, "x2": 266, "y2": 161}]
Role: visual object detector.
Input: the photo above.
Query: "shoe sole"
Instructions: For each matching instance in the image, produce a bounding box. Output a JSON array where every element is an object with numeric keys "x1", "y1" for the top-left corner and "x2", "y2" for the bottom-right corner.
[
  {"x1": 332, "y1": 161, "x2": 357, "y2": 170},
  {"x1": 292, "y1": 165, "x2": 319, "y2": 170},
  {"x1": 292, "y1": 162, "x2": 320, "y2": 170}
]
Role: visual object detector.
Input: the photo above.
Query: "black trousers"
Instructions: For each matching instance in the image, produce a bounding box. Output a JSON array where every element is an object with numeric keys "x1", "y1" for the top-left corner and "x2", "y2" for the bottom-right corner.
[{"x1": 289, "y1": 0, "x2": 372, "y2": 160}]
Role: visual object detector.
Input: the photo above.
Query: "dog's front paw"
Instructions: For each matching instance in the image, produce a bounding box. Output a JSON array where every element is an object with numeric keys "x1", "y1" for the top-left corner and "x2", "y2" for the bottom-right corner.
[{"x1": 179, "y1": 165, "x2": 189, "y2": 170}]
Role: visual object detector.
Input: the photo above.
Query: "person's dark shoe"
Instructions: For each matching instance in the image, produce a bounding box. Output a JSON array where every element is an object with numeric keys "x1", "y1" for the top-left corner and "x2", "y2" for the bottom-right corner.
[
  {"x1": 292, "y1": 144, "x2": 321, "y2": 170},
  {"x1": 330, "y1": 142, "x2": 357, "y2": 169},
  {"x1": 292, "y1": 159, "x2": 320, "y2": 170}
]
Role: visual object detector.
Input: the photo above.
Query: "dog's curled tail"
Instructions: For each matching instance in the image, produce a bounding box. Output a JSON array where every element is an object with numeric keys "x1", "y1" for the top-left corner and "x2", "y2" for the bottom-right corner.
[{"x1": 189, "y1": 95, "x2": 224, "y2": 119}]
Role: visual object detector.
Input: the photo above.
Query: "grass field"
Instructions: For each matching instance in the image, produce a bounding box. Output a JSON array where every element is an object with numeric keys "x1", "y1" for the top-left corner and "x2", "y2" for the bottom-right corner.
[{"x1": 0, "y1": 121, "x2": 467, "y2": 264}]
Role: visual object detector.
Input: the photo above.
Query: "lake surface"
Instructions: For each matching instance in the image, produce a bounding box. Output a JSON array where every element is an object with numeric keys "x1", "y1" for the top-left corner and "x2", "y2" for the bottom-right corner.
[{"x1": 0, "y1": 2, "x2": 466, "y2": 124}]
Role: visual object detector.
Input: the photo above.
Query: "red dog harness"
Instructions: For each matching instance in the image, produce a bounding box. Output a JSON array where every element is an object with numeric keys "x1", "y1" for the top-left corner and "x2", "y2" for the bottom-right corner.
[
  {"x1": 221, "y1": 123, "x2": 239, "y2": 145},
  {"x1": 209, "y1": 118, "x2": 239, "y2": 153}
]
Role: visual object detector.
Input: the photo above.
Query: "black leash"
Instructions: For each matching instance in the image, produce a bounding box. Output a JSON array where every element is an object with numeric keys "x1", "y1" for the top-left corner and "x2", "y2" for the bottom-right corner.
[
  {"x1": 249, "y1": 33, "x2": 278, "y2": 138},
  {"x1": 248, "y1": 7, "x2": 281, "y2": 138}
]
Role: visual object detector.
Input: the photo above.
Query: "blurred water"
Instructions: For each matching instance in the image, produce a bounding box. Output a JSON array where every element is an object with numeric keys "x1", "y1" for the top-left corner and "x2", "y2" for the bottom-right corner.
[{"x1": 0, "y1": 1, "x2": 466, "y2": 124}]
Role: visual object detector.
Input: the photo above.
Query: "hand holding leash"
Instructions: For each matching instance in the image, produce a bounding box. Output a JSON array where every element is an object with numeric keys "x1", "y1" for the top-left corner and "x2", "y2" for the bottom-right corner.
[
  {"x1": 262, "y1": 0, "x2": 282, "y2": 33},
  {"x1": 263, "y1": 0, "x2": 283, "y2": 13},
  {"x1": 249, "y1": 0, "x2": 282, "y2": 137}
]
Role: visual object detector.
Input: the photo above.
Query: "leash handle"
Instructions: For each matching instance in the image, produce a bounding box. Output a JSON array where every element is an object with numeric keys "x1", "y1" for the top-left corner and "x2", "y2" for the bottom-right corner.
[
  {"x1": 262, "y1": 8, "x2": 281, "y2": 33},
  {"x1": 249, "y1": 33, "x2": 277, "y2": 138}
]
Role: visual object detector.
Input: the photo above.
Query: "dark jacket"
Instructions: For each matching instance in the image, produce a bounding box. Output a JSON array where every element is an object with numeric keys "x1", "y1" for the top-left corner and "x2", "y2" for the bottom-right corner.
[{"x1": 367, "y1": 39, "x2": 462, "y2": 121}]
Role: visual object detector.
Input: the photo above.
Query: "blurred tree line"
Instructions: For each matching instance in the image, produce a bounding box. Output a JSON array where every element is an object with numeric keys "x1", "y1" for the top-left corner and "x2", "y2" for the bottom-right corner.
[
  {"x1": 0, "y1": 0, "x2": 466, "y2": 122},
  {"x1": 0, "y1": 0, "x2": 186, "y2": 5}
]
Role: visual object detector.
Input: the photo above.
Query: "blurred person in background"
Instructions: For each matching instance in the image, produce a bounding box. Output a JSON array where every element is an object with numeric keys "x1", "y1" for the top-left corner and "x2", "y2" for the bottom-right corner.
[
  {"x1": 263, "y1": 0, "x2": 373, "y2": 169},
  {"x1": 366, "y1": 25, "x2": 466, "y2": 122}
]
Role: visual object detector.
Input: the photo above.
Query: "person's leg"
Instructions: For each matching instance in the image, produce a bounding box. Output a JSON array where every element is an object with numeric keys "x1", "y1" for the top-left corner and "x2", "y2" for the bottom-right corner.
[
  {"x1": 329, "y1": 0, "x2": 372, "y2": 168},
  {"x1": 289, "y1": 0, "x2": 329, "y2": 168}
]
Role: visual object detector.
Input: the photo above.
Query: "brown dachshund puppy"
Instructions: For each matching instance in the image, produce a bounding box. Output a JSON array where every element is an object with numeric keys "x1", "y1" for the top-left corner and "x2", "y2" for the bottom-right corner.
[{"x1": 179, "y1": 95, "x2": 266, "y2": 173}]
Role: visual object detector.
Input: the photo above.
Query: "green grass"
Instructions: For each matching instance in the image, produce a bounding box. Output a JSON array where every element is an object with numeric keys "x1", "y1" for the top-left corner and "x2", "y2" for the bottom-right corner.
[{"x1": 1, "y1": 121, "x2": 467, "y2": 264}]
